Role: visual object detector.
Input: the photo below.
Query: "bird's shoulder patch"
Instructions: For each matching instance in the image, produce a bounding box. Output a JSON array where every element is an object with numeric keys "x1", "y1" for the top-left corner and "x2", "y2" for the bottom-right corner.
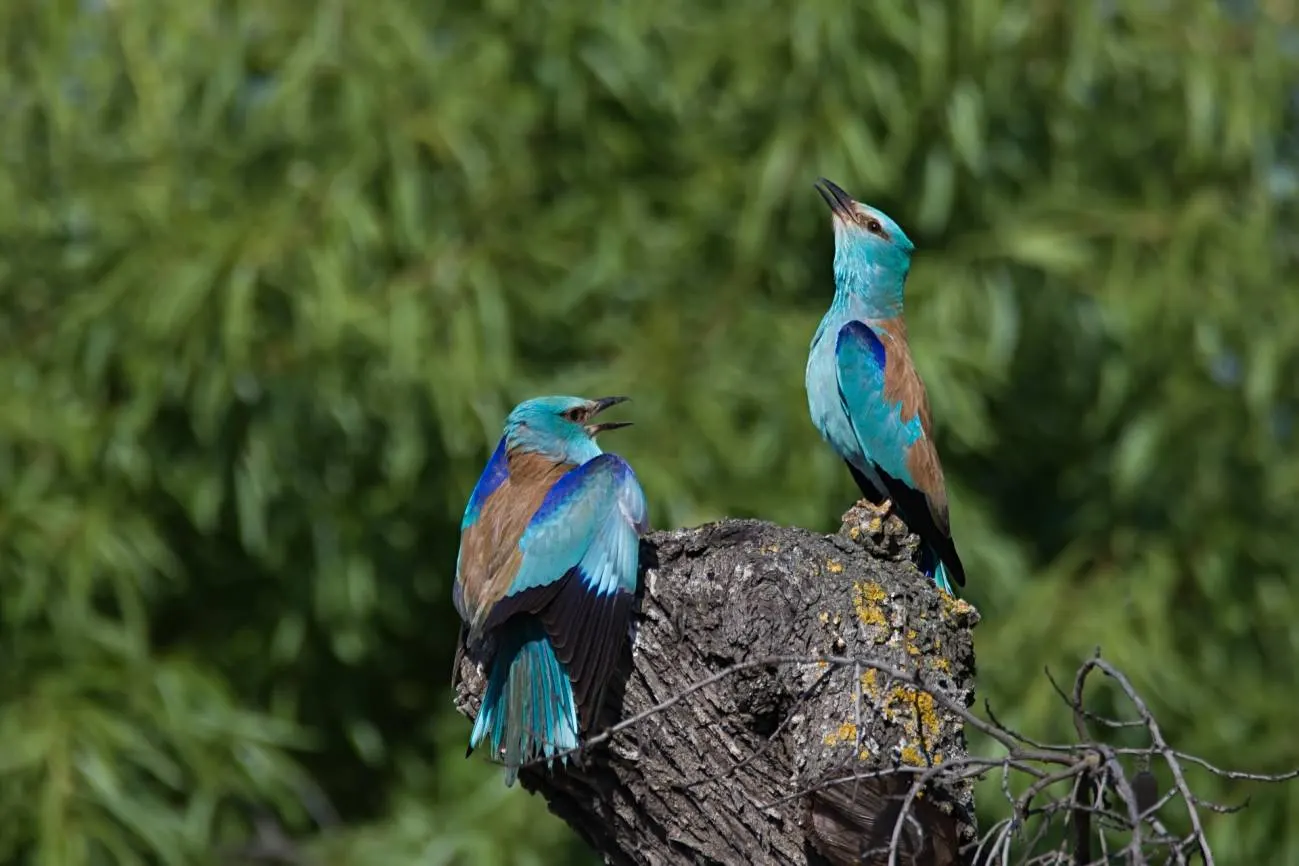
[{"x1": 836, "y1": 319, "x2": 888, "y2": 374}]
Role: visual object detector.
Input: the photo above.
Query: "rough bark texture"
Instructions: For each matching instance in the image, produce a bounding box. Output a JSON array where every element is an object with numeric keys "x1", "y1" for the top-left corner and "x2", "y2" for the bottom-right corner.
[{"x1": 454, "y1": 504, "x2": 982, "y2": 866}]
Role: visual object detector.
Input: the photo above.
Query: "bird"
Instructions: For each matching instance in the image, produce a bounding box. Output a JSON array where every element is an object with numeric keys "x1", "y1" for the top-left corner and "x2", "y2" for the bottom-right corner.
[
  {"x1": 452, "y1": 394, "x2": 649, "y2": 785},
  {"x1": 804, "y1": 177, "x2": 966, "y2": 594}
]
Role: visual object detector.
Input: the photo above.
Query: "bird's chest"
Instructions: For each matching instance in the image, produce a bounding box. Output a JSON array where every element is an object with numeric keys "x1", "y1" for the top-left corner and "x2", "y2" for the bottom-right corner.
[{"x1": 805, "y1": 316, "x2": 867, "y2": 459}]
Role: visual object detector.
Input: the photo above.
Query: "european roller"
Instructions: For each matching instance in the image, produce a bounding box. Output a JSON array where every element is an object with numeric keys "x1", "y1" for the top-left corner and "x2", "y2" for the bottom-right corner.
[
  {"x1": 452, "y1": 395, "x2": 649, "y2": 785},
  {"x1": 805, "y1": 178, "x2": 966, "y2": 594}
]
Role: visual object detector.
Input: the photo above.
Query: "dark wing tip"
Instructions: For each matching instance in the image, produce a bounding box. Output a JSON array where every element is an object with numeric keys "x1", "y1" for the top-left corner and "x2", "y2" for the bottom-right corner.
[{"x1": 539, "y1": 577, "x2": 637, "y2": 732}]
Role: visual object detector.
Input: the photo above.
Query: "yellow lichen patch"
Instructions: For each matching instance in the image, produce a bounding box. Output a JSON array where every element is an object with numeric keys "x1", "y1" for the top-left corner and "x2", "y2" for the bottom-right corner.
[
  {"x1": 905, "y1": 628, "x2": 921, "y2": 656},
  {"x1": 883, "y1": 686, "x2": 944, "y2": 760},
  {"x1": 858, "y1": 749, "x2": 871, "y2": 760},
  {"x1": 851, "y1": 581, "x2": 889, "y2": 630},
  {"x1": 848, "y1": 526, "x2": 862, "y2": 541},
  {"x1": 860, "y1": 668, "x2": 881, "y2": 698},
  {"x1": 817, "y1": 660, "x2": 829, "y2": 669},
  {"x1": 865, "y1": 517, "x2": 883, "y2": 533},
  {"x1": 761, "y1": 543, "x2": 781, "y2": 554},
  {"x1": 826, "y1": 559, "x2": 844, "y2": 574},
  {"x1": 929, "y1": 655, "x2": 951, "y2": 672},
  {"x1": 938, "y1": 594, "x2": 976, "y2": 621},
  {"x1": 823, "y1": 722, "x2": 858, "y2": 746},
  {"x1": 860, "y1": 582, "x2": 887, "y2": 603},
  {"x1": 899, "y1": 744, "x2": 944, "y2": 767},
  {"x1": 818, "y1": 611, "x2": 830, "y2": 624}
]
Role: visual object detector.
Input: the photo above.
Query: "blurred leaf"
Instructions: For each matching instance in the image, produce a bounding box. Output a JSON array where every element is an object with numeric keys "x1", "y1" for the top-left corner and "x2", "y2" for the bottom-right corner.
[{"x1": 0, "y1": 0, "x2": 1296, "y2": 864}]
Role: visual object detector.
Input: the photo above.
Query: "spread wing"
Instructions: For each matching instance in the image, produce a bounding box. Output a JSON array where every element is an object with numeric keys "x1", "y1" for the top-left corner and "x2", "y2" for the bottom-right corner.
[
  {"x1": 478, "y1": 453, "x2": 649, "y2": 729},
  {"x1": 835, "y1": 321, "x2": 962, "y2": 584}
]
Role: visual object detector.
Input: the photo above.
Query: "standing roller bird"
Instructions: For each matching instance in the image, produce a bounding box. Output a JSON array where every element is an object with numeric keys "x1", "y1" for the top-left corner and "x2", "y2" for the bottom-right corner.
[
  {"x1": 452, "y1": 395, "x2": 649, "y2": 785},
  {"x1": 804, "y1": 178, "x2": 966, "y2": 594}
]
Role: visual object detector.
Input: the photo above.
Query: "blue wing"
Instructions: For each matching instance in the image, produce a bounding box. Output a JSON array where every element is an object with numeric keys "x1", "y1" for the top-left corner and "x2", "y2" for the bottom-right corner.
[
  {"x1": 480, "y1": 453, "x2": 649, "y2": 727},
  {"x1": 833, "y1": 321, "x2": 923, "y2": 488}
]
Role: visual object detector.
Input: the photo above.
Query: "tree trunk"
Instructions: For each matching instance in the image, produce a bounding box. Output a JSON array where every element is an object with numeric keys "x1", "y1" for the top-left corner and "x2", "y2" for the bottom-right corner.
[{"x1": 453, "y1": 504, "x2": 982, "y2": 866}]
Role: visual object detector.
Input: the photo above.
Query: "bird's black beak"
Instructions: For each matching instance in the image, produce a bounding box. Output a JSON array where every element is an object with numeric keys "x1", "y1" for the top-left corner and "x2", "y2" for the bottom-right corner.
[
  {"x1": 815, "y1": 177, "x2": 855, "y2": 221},
  {"x1": 585, "y1": 396, "x2": 632, "y2": 435}
]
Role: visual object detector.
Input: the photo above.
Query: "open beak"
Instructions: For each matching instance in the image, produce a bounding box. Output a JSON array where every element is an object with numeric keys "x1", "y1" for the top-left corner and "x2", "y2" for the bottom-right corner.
[
  {"x1": 815, "y1": 177, "x2": 855, "y2": 221},
  {"x1": 585, "y1": 396, "x2": 632, "y2": 436}
]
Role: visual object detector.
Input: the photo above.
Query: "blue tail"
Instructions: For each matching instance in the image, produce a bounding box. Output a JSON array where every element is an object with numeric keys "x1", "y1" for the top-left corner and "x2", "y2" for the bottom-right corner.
[
  {"x1": 469, "y1": 620, "x2": 579, "y2": 786},
  {"x1": 918, "y1": 546, "x2": 957, "y2": 596}
]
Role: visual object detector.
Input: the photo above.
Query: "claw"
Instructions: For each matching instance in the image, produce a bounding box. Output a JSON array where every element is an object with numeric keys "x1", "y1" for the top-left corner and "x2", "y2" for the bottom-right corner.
[
  {"x1": 861, "y1": 498, "x2": 893, "y2": 531},
  {"x1": 857, "y1": 498, "x2": 892, "y2": 513}
]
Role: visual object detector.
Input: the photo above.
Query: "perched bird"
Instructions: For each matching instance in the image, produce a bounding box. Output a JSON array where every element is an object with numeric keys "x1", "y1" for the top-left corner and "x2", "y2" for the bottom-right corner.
[
  {"x1": 452, "y1": 395, "x2": 648, "y2": 785},
  {"x1": 804, "y1": 178, "x2": 966, "y2": 594}
]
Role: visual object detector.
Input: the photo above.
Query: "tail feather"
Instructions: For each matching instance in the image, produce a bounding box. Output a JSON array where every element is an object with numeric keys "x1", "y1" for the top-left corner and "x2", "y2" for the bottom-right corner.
[
  {"x1": 918, "y1": 546, "x2": 957, "y2": 596},
  {"x1": 469, "y1": 620, "x2": 579, "y2": 786},
  {"x1": 932, "y1": 562, "x2": 956, "y2": 596}
]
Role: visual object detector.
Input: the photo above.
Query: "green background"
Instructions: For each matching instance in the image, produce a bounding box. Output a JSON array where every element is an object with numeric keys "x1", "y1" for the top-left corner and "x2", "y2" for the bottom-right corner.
[{"x1": 2, "y1": 0, "x2": 1297, "y2": 863}]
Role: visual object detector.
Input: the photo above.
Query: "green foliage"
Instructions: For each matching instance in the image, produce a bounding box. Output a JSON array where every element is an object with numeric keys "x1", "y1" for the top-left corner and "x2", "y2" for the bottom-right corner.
[
  {"x1": 0, "y1": 0, "x2": 1295, "y2": 863},
  {"x1": 311, "y1": 706, "x2": 586, "y2": 866}
]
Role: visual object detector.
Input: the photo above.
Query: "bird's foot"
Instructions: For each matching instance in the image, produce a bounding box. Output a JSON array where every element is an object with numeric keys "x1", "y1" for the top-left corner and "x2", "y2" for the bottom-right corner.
[
  {"x1": 842, "y1": 498, "x2": 899, "y2": 548},
  {"x1": 862, "y1": 498, "x2": 893, "y2": 534}
]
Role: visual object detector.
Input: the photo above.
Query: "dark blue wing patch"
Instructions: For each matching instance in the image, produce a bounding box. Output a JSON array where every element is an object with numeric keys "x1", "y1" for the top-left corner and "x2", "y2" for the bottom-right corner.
[
  {"x1": 838, "y1": 319, "x2": 888, "y2": 372},
  {"x1": 461, "y1": 437, "x2": 510, "y2": 530}
]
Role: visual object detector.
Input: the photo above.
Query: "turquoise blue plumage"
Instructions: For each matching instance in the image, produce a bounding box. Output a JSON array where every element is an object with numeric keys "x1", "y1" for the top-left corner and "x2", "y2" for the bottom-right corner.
[
  {"x1": 805, "y1": 178, "x2": 966, "y2": 594},
  {"x1": 453, "y1": 395, "x2": 648, "y2": 785}
]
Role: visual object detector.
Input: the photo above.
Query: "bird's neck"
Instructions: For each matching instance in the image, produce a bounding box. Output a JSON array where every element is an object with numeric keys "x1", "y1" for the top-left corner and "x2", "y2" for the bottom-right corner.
[
  {"x1": 506, "y1": 436, "x2": 603, "y2": 467},
  {"x1": 832, "y1": 262, "x2": 906, "y2": 320}
]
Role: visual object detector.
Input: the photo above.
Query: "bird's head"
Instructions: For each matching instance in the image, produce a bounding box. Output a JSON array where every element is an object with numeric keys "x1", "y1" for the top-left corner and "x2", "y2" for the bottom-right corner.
[
  {"x1": 503, "y1": 395, "x2": 632, "y2": 464},
  {"x1": 815, "y1": 178, "x2": 914, "y2": 313}
]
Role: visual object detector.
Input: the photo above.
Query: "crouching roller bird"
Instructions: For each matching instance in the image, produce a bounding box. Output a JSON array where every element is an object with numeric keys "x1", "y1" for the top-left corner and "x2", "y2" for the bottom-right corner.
[
  {"x1": 453, "y1": 395, "x2": 649, "y2": 785},
  {"x1": 804, "y1": 178, "x2": 966, "y2": 594}
]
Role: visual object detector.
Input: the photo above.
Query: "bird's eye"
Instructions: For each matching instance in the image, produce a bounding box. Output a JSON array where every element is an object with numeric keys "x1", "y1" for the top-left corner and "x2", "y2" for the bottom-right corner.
[
  {"x1": 562, "y1": 408, "x2": 584, "y2": 422},
  {"x1": 865, "y1": 218, "x2": 885, "y2": 236}
]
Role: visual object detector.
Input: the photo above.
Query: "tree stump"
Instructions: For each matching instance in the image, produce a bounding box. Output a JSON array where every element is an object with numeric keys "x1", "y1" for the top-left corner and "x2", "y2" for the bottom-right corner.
[{"x1": 453, "y1": 504, "x2": 982, "y2": 865}]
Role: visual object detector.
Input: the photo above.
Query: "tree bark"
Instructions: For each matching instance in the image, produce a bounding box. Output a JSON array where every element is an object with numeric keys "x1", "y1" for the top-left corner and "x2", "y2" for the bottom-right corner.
[{"x1": 453, "y1": 504, "x2": 982, "y2": 866}]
